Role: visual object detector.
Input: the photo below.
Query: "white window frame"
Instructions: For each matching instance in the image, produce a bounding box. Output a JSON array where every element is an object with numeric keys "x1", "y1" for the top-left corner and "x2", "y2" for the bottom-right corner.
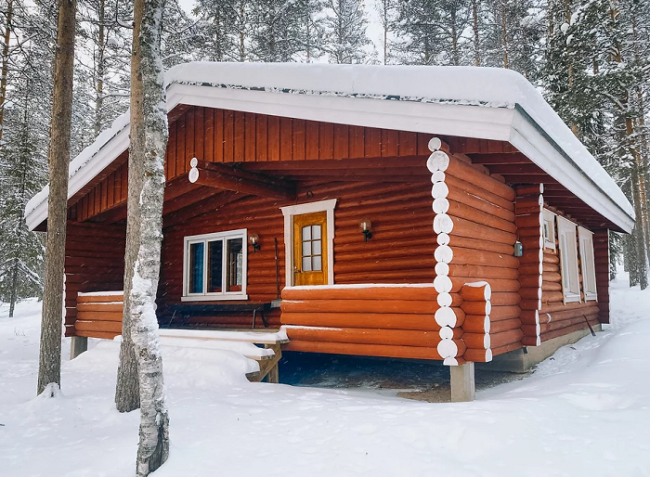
[
  {"x1": 542, "y1": 209, "x2": 557, "y2": 250},
  {"x1": 578, "y1": 226, "x2": 598, "y2": 302},
  {"x1": 182, "y1": 228, "x2": 248, "y2": 302},
  {"x1": 557, "y1": 216, "x2": 581, "y2": 303},
  {"x1": 281, "y1": 199, "x2": 337, "y2": 287}
]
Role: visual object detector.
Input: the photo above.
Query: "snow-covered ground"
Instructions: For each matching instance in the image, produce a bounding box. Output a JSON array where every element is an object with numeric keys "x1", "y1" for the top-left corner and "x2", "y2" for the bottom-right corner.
[{"x1": 1, "y1": 273, "x2": 649, "y2": 477}]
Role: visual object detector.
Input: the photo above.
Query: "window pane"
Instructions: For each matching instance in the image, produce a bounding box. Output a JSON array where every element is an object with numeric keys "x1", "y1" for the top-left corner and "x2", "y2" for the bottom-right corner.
[
  {"x1": 302, "y1": 225, "x2": 311, "y2": 240},
  {"x1": 302, "y1": 240, "x2": 312, "y2": 256},
  {"x1": 312, "y1": 225, "x2": 321, "y2": 239},
  {"x1": 302, "y1": 257, "x2": 312, "y2": 272},
  {"x1": 226, "y1": 238, "x2": 243, "y2": 292},
  {"x1": 313, "y1": 255, "x2": 322, "y2": 271},
  {"x1": 189, "y1": 242, "x2": 204, "y2": 294},
  {"x1": 313, "y1": 239, "x2": 321, "y2": 255},
  {"x1": 207, "y1": 240, "x2": 223, "y2": 293}
]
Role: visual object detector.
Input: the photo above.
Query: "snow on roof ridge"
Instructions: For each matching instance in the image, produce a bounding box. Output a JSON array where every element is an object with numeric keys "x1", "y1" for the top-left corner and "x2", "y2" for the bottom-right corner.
[{"x1": 25, "y1": 62, "x2": 634, "y2": 226}]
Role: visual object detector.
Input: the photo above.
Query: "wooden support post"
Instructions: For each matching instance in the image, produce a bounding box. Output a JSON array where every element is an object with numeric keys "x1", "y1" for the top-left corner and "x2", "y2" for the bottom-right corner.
[
  {"x1": 450, "y1": 362, "x2": 475, "y2": 402},
  {"x1": 189, "y1": 159, "x2": 297, "y2": 200},
  {"x1": 70, "y1": 336, "x2": 88, "y2": 359},
  {"x1": 266, "y1": 344, "x2": 281, "y2": 383}
]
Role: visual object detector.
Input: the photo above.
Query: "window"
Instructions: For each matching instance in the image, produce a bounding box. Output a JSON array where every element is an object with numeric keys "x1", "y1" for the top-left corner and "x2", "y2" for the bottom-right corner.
[
  {"x1": 557, "y1": 216, "x2": 581, "y2": 303},
  {"x1": 543, "y1": 209, "x2": 557, "y2": 250},
  {"x1": 579, "y1": 227, "x2": 598, "y2": 301},
  {"x1": 182, "y1": 229, "x2": 247, "y2": 301}
]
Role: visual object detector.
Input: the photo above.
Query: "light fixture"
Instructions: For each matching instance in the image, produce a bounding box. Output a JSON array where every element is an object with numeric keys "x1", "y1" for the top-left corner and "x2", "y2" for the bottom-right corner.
[
  {"x1": 514, "y1": 240, "x2": 523, "y2": 257},
  {"x1": 249, "y1": 233, "x2": 261, "y2": 252},
  {"x1": 359, "y1": 219, "x2": 372, "y2": 242}
]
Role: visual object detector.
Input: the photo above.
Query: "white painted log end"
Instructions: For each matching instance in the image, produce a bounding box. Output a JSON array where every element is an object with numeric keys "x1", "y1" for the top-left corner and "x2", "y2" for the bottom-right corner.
[
  {"x1": 188, "y1": 166, "x2": 199, "y2": 184},
  {"x1": 434, "y1": 245, "x2": 453, "y2": 264},
  {"x1": 434, "y1": 262, "x2": 450, "y2": 277},
  {"x1": 437, "y1": 339, "x2": 459, "y2": 359},
  {"x1": 485, "y1": 301, "x2": 492, "y2": 315},
  {"x1": 443, "y1": 357, "x2": 459, "y2": 366},
  {"x1": 436, "y1": 292, "x2": 453, "y2": 308},
  {"x1": 439, "y1": 326, "x2": 454, "y2": 340},
  {"x1": 428, "y1": 137, "x2": 442, "y2": 152},
  {"x1": 426, "y1": 150, "x2": 450, "y2": 173},
  {"x1": 190, "y1": 157, "x2": 199, "y2": 168},
  {"x1": 433, "y1": 275, "x2": 453, "y2": 293},
  {"x1": 431, "y1": 181, "x2": 450, "y2": 199},
  {"x1": 484, "y1": 334, "x2": 491, "y2": 349},
  {"x1": 485, "y1": 349, "x2": 493, "y2": 362},
  {"x1": 484, "y1": 315, "x2": 491, "y2": 333},
  {"x1": 430, "y1": 170, "x2": 446, "y2": 184},
  {"x1": 432, "y1": 198, "x2": 450, "y2": 214},
  {"x1": 433, "y1": 213, "x2": 454, "y2": 234},
  {"x1": 435, "y1": 307, "x2": 457, "y2": 328},
  {"x1": 437, "y1": 233, "x2": 450, "y2": 246}
]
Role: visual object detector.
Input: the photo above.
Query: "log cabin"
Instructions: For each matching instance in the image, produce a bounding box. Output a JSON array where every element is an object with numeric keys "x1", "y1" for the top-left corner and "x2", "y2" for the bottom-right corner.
[{"x1": 25, "y1": 63, "x2": 634, "y2": 401}]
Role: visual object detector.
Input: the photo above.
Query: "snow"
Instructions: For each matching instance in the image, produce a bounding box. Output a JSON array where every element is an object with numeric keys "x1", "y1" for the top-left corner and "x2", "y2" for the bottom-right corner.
[
  {"x1": 1, "y1": 274, "x2": 649, "y2": 476},
  {"x1": 158, "y1": 328, "x2": 288, "y2": 344},
  {"x1": 25, "y1": 63, "x2": 633, "y2": 230}
]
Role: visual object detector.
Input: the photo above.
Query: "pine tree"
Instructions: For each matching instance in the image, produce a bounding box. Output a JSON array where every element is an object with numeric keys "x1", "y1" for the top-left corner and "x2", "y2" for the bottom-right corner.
[
  {"x1": 375, "y1": 0, "x2": 399, "y2": 64},
  {"x1": 322, "y1": 0, "x2": 371, "y2": 64},
  {"x1": 393, "y1": 0, "x2": 471, "y2": 66},
  {"x1": 249, "y1": 0, "x2": 305, "y2": 62},
  {"x1": 37, "y1": 0, "x2": 77, "y2": 396}
]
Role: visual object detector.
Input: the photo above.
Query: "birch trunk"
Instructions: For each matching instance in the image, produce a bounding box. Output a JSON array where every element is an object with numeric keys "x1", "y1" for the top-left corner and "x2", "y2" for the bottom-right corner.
[
  {"x1": 127, "y1": 0, "x2": 170, "y2": 473},
  {"x1": 37, "y1": 0, "x2": 77, "y2": 395}
]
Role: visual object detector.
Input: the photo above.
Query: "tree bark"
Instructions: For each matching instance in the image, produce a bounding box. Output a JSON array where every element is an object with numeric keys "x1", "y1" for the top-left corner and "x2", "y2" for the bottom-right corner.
[
  {"x1": 115, "y1": 0, "x2": 141, "y2": 411},
  {"x1": 37, "y1": 0, "x2": 77, "y2": 395},
  {"x1": 0, "y1": 0, "x2": 13, "y2": 165},
  {"x1": 94, "y1": 0, "x2": 105, "y2": 136},
  {"x1": 472, "y1": 0, "x2": 480, "y2": 66},
  {"x1": 127, "y1": 0, "x2": 170, "y2": 473}
]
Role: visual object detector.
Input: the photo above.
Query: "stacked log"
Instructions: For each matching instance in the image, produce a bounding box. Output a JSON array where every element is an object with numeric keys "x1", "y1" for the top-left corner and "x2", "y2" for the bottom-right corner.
[
  {"x1": 515, "y1": 185, "x2": 544, "y2": 347},
  {"x1": 428, "y1": 139, "x2": 522, "y2": 361},
  {"x1": 74, "y1": 292, "x2": 124, "y2": 339},
  {"x1": 427, "y1": 138, "x2": 466, "y2": 365},
  {"x1": 460, "y1": 283, "x2": 492, "y2": 363},
  {"x1": 539, "y1": 211, "x2": 600, "y2": 341},
  {"x1": 281, "y1": 284, "x2": 463, "y2": 360}
]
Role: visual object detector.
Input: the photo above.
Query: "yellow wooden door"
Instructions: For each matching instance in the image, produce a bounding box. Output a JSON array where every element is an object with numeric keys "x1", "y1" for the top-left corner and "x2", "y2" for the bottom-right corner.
[{"x1": 293, "y1": 211, "x2": 327, "y2": 286}]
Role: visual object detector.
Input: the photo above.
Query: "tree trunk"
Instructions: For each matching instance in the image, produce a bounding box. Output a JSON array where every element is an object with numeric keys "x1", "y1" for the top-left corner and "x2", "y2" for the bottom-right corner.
[
  {"x1": 94, "y1": 0, "x2": 105, "y2": 136},
  {"x1": 0, "y1": 0, "x2": 13, "y2": 164},
  {"x1": 8, "y1": 260, "x2": 18, "y2": 317},
  {"x1": 128, "y1": 0, "x2": 170, "y2": 473},
  {"x1": 472, "y1": 0, "x2": 480, "y2": 66},
  {"x1": 37, "y1": 0, "x2": 77, "y2": 396},
  {"x1": 115, "y1": 0, "x2": 142, "y2": 410},
  {"x1": 500, "y1": 0, "x2": 508, "y2": 69}
]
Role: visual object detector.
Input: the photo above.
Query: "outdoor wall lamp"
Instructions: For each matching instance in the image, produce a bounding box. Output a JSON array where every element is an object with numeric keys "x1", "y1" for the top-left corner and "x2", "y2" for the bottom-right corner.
[
  {"x1": 359, "y1": 219, "x2": 372, "y2": 242},
  {"x1": 514, "y1": 240, "x2": 523, "y2": 257},
  {"x1": 249, "y1": 233, "x2": 261, "y2": 252}
]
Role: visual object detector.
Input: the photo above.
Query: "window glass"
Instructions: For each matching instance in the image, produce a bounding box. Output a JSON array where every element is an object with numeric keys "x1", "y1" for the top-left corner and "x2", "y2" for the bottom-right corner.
[
  {"x1": 300, "y1": 224, "x2": 323, "y2": 272},
  {"x1": 558, "y1": 216, "x2": 580, "y2": 302},
  {"x1": 183, "y1": 229, "x2": 247, "y2": 299},
  {"x1": 189, "y1": 242, "x2": 204, "y2": 294},
  {"x1": 226, "y1": 238, "x2": 243, "y2": 292},
  {"x1": 207, "y1": 240, "x2": 223, "y2": 293}
]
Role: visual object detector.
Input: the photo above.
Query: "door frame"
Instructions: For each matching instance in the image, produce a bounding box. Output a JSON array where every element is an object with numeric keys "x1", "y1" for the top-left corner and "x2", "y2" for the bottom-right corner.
[{"x1": 280, "y1": 199, "x2": 337, "y2": 287}]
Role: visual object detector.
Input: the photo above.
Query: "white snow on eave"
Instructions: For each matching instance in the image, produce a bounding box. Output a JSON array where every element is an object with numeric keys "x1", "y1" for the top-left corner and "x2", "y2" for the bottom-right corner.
[
  {"x1": 25, "y1": 62, "x2": 634, "y2": 228},
  {"x1": 23, "y1": 111, "x2": 131, "y2": 220}
]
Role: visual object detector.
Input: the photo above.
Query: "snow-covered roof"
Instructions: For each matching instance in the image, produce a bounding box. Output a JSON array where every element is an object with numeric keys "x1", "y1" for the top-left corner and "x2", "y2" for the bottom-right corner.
[{"x1": 25, "y1": 62, "x2": 634, "y2": 232}]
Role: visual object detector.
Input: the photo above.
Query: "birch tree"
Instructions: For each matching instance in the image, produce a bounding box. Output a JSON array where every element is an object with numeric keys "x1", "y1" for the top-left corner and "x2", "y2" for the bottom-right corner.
[
  {"x1": 124, "y1": 0, "x2": 170, "y2": 471},
  {"x1": 36, "y1": 0, "x2": 76, "y2": 396}
]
